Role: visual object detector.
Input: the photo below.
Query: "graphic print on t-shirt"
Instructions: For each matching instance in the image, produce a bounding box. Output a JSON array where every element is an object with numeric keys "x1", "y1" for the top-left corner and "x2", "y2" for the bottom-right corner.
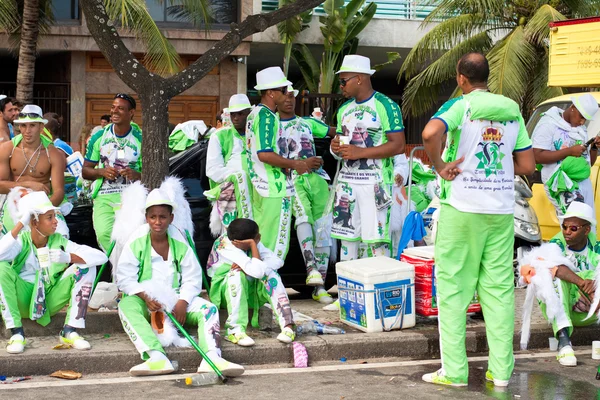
[{"x1": 474, "y1": 125, "x2": 506, "y2": 177}]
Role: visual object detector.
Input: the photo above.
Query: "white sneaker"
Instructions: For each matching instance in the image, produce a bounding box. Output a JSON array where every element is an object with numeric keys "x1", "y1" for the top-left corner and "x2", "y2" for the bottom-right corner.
[
  {"x1": 306, "y1": 269, "x2": 324, "y2": 286},
  {"x1": 60, "y1": 331, "x2": 91, "y2": 350},
  {"x1": 6, "y1": 334, "x2": 26, "y2": 354},
  {"x1": 312, "y1": 288, "x2": 334, "y2": 304},
  {"x1": 197, "y1": 355, "x2": 245, "y2": 377},
  {"x1": 277, "y1": 326, "x2": 296, "y2": 344},
  {"x1": 323, "y1": 299, "x2": 340, "y2": 311},
  {"x1": 130, "y1": 358, "x2": 175, "y2": 376},
  {"x1": 557, "y1": 345, "x2": 577, "y2": 366},
  {"x1": 485, "y1": 370, "x2": 509, "y2": 387},
  {"x1": 225, "y1": 332, "x2": 255, "y2": 347}
]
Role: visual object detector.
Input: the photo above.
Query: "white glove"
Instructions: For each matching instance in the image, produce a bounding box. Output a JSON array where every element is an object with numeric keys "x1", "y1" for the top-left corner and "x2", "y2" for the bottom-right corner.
[
  {"x1": 49, "y1": 249, "x2": 71, "y2": 264},
  {"x1": 18, "y1": 211, "x2": 32, "y2": 227}
]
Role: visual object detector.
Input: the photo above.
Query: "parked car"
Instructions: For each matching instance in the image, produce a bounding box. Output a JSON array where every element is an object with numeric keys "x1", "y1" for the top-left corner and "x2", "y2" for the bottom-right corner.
[{"x1": 67, "y1": 135, "x2": 339, "y2": 295}]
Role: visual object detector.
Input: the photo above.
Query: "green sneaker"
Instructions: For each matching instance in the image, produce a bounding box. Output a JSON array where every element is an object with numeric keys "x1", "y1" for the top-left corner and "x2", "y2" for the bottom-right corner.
[
  {"x1": 485, "y1": 370, "x2": 509, "y2": 387},
  {"x1": 312, "y1": 288, "x2": 334, "y2": 304},
  {"x1": 422, "y1": 369, "x2": 467, "y2": 387},
  {"x1": 225, "y1": 332, "x2": 255, "y2": 347}
]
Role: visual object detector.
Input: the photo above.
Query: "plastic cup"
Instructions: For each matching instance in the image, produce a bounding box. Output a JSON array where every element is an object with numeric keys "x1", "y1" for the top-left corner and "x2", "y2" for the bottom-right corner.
[
  {"x1": 339, "y1": 135, "x2": 350, "y2": 145},
  {"x1": 592, "y1": 341, "x2": 600, "y2": 360},
  {"x1": 549, "y1": 337, "x2": 559, "y2": 351},
  {"x1": 37, "y1": 247, "x2": 51, "y2": 284}
]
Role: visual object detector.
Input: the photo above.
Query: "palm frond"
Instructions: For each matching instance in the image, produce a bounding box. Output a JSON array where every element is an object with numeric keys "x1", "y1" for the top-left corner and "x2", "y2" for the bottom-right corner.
[
  {"x1": 0, "y1": 0, "x2": 19, "y2": 32},
  {"x1": 487, "y1": 26, "x2": 537, "y2": 104},
  {"x1": 373, "y1": 52, "x2": 401, "y2": 72},
  {"x1": 424, "y1": 0, "x2": 506, "y2": 24},
  {"x1": 400, "y1": 13, "x2": 491, "y2": 79},
  {"x1": 558, "y1": 0, "x2": 600, "y2": 18},
  {"x1": 523, "y1": 51, "x2": 564, "y2": 117},
  {"x1": 524, "y1": 4, "x2": 566, "y2": 46},
  {"x1": 104, "y1": 0, "x2": 182, "y2": 76},
  {"x1": 291, "y1": 44, "x2": 320, "y2": 92},
  {"x1": 402, "y1": 30, "x2": 493, "y2": 117}
]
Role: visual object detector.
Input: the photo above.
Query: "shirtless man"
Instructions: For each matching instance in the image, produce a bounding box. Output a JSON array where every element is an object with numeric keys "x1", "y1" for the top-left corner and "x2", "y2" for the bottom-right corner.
[
  {"x1": 0, "y1": 96, "x2": 19, "y2": 143},
  {"x1": 0, "y1": 105, "x2": 66, "y2": 231}
]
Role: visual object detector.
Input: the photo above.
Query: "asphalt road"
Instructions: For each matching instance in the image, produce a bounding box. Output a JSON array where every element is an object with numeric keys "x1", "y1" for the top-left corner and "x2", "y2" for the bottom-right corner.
[{"x1": 3, "y1": 350, "x2": 600, "y2": 399}]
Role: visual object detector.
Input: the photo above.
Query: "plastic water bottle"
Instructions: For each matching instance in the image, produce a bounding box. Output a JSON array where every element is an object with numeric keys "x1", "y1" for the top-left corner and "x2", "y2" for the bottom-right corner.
[
  {"x1": 185, "y1": 372, "x2": 220, "y2": 386},
  {"x1": 296, "y1": 321, "x2": 345, "y2": 336}
]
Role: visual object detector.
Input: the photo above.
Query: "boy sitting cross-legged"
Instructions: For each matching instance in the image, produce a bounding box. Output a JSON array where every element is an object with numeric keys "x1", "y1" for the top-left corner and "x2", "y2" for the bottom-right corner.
[{"x1": 208, "y1": 218, "x2": 295, "y2": 346}]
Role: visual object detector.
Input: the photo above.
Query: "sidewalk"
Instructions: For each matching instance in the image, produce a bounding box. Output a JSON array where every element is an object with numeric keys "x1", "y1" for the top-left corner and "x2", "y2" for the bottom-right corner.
[{"x1": 1, "y1": 289, "x2": 596, "y2": 376}]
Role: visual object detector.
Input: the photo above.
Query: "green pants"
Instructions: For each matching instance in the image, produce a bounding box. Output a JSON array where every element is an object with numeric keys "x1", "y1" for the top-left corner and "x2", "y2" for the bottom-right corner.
[
  {"x1": 118, "y1": 294, "x2": 221, "y2": 360},
  {"x1": 251, "y1": 187, "x2": 292, "y2": 261},
  {"x1": 539, "y1": 270, "x2": 598, "y2": 337},
  {"x1": 435, "y1": 204, "x2": 514, "y2": 383},
  {"x1": 0, "y1": 264, "x2": 95, "y2": 329},
  {"x1": 92, "y1": 193, "x2": 121, "y2": 252}
]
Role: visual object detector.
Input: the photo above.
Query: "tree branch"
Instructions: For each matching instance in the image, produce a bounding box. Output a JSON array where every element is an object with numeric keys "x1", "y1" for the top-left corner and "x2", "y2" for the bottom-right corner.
[
  {"x1": 163, "y1": 0, "x2": 323, "y2": 96},
  {"x1": 80, "y1": 0, "x2": 160, "y2": 93}
]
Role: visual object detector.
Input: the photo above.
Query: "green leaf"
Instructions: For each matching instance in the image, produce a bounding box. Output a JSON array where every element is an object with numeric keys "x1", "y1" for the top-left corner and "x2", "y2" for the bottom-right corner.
[
  {"x1": 487, "y1": 26, "x2": 537, "y2": 104},
  {"x1": 343, "y1": 0, "x2": 365, "y2": 24},
  {"x1": 320, "y1": 13, "x2": 346, "y2": 53},
  {"x1": 164, "y1": 0, "x2": 214, "y2": 33},
  {"x1": 424, "y1": 0, "x2": 506, "y2": 24},
  {"x1": 345, "y1": 2, "x2": 376, "y2": 42},
  {"x1": 524, "y1": 4, "x2": 566, "y2": 46},
  {"x1": 323, "y1": 0, "x2": 344, "y2": 16},
  {"x1": 373, "y1": 52, "x2": 401, "y2": 72},
  {"x1": 0, "y1": 0, "x2": 20, "y2": 34},
  {"x1": 291, "y1": 44, "x2": 320, "y2": 93}
]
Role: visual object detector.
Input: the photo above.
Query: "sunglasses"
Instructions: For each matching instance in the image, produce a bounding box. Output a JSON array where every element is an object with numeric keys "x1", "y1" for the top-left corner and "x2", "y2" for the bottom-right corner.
[
  {"x1": 270, "y1": 87, "x2": 288, "y2": 95},
  {"x1": 561, "y1": 223, "x2": 590, "y2": 232},
  {"x1": 339, "y1": 75, "x2": 359, "y2": 87},
  {"x1": 114, "y1": 93, "x2": 136, "y2": 109},
  {"x1": 18, "y1": 112, "x2": 42, "y2": 119}
]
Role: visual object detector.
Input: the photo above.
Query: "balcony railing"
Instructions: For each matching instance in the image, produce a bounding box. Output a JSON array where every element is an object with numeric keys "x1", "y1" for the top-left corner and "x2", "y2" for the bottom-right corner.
[{"x1": 261, "y1": 0, "x2": 436, "y2": 20}]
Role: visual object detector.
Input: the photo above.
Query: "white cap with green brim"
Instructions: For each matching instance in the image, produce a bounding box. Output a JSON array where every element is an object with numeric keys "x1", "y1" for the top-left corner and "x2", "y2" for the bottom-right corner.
[
  {"x1": 14, "y1": 104, "x2": 48, "y2": 124},
  {"x1": 18, "y1": 191, "x2": 60, "y2": 217},
  {"x1": 336, "y1": 55, "x2": 375, "y2": 75},
  {"x1": 254, "y1": 66, "x2": 292, "y2": 91},
  {"x1": 228, "y1": 94, "x2": 252, "y2": 113},
  {"x1": 145, "y1": 188, "x2": 176, "y2": 210},
  {"x1": 559, "y1": 201, "x2": 596, "y2": 226},
  {"x1": 571, "y1": 93, "x2": 599, "y2": 121}
]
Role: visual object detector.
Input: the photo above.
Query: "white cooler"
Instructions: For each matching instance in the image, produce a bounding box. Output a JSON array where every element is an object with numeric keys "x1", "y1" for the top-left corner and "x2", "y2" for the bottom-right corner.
[{"x1": 336, "y1": 256, "x2": 415, "y2": 333}]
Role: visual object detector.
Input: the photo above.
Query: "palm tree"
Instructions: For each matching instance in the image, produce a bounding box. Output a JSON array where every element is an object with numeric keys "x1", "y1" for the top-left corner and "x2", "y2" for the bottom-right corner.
[
  {"x1": 277, "y1": 0, "x2": 312, "y2": 76},
  {"x1": 398, "y1": 0, "x2": 600, "y2": 119}
]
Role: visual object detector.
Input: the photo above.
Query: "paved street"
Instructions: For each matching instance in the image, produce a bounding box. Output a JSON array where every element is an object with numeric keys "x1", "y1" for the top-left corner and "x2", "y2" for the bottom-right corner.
[{"x1": 3, "y1": 349, "x2": 600, "y2": 399}]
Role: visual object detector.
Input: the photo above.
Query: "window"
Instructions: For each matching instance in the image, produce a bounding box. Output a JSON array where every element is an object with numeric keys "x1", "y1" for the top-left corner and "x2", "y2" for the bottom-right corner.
[
  {"x1": 53, "y1": 0, "x2": 79, "y2": 20},
  {"x1": 146, "y1": 0, "x2": 238, "y2": 26}
]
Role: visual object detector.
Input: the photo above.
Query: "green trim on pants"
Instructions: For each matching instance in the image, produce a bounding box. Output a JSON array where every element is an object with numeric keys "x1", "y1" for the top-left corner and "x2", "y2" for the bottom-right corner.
[
  {"x1": 539, "y1": 270, "x2": 598, "y2": 337},
  {"x1": 435, "y1": 204, "x2": 514, "y2": 383},
  {"x1": 92, "y1": 193, "x2": 121, "y2": 252}
]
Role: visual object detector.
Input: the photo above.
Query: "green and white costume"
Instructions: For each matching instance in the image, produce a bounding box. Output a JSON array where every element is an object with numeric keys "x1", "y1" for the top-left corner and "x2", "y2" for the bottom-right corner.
[
  {"x1": 116, "y1": 224, "x2": 221, "y2": 360},
  {"x1": 331, "y1": 92, "x2": 404, "y2": 260},
  {"x1": 280, "y1": 116, "x2": 332, "y2": 281},
  {"x1": 246, "y1": 104, "x2": 294, "y2": 260},
  {"x1": 433, "y1": 90, "x2": 532, "y2": 384},
  {"x1": 85, "y1": 123, "x2": 142, "y2": 253},
  {"x1": 0, "y1": 231, "x2": 106, "y2": 330},
  {"x1": 207, "y1": 236, "x2": 292, "y2": 336},
  {"x1": 204, "y1": 125, "x2": 253, "y2": 236}
]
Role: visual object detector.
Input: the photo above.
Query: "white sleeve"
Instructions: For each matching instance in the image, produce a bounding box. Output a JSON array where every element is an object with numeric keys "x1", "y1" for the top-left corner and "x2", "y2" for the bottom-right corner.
[
  {"x1": 393, "y1": 154, "x2": 409, "y2": 186},
  {"x1": 178, "y1": 247, "x2": 203, "y2": 304},
  {"x1": 116, "y1": 242, "x2": 145, "y2": 296},
  {"x1": 531, "y1": 123, "x2": 555, "y2": 151},
  {"x1": 206, "y1": 134, "x2": 229, "y2": 183},
  {"x1": 0, "y1": 233, "x2": 23, "y2": 261},
  {"x1": 329, "y1": 144, "x2": 343, "y2": 160},
  {"x1": 218, "y1": 247, "x2": 266, "y2": 279},
  {"x1": 65, "y1": 241, "x2": 108, "y2": 266},
  {"x1": 258, "y1": 243, "x2": 284, "y2": 272}
]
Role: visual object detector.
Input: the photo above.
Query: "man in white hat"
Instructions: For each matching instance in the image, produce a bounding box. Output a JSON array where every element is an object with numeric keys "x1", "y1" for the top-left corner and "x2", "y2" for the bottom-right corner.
[
  {"x1": 532, "y1": 93, "x2": 600, "y2": 217},
  {"x1": 82, "y1": 93, "x2": 142, "y2": 256},
  {"x1": 117, "y1": 188, "x2": 244, "y2": 377},
  {"x1": 276, "y1": 85, "x2": 336, "y2": 304},
  {"x1": 0, "y1": 96, "x2": 19, "y2": 143},
  {"x1": 246, "y1": 67, "x2": 322, "y2": 260},
  {"x1": 0, "y1": 104, "x2": 66, "y2": 234},
  {"x1": 329, "y1": 55, "x2": 405, "y2": 261},
  {"x1": 0, "y1": 191, "x2": 107, "y2": 354},
  {"x1": 527, "y1": 201, "x2": 599, "y2": 367},
  {"x1": 204, "y1": 94, "x2": 254, "y2": 236}
]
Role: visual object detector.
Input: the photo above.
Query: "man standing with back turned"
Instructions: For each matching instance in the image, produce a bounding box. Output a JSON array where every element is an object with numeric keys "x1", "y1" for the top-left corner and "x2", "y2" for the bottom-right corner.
[{"x1": 420, "y1": 53, "x2": 535, "y2": 387}]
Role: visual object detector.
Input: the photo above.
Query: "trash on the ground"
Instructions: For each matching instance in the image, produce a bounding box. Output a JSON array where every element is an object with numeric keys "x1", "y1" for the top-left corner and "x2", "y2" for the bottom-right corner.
[
  {"x1": 293, "y1": 342, "x2": 308, "y2": 368},
  {"x1": 0, "y1": 376, "x2": 4, "y2": 381},
  {"x1": 103, "y1": 334, "x2": 111, "y2": 338},
  {"x1": 296, "y1": 320, "x2": 345, "y2": 335},
  {"x1": 340, "y1": 357, "x2": 347, "y2": 362},
  {"x1": 0, "y1": 376, "x2": 32, "y2": 384},
  {"x1": 292, "y1": 310, "x2": 314, "y2": 323},
  {"x1": 49, "y1": 370, "x2": 82, "y2": 380},
  {"x1": 89, "y1": 282, "x2": 119, "y2": 310},
  {"x1": 185, "y1": 372, "x2": 221, "y2": 386},
  {"x1": 52, "y1": 343, "x2": 72, "y2": 350}
]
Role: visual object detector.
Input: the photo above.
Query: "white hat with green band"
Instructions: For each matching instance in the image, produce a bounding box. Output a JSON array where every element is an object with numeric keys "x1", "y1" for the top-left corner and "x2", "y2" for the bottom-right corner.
[
  {"x1": 254, "y1": 66, "x2": 292, "y2": 91},
  {"x1": 145, "y1": 188, "x2": 176, "y2": 210},
  {"x1": 19, "y1": 191, "x2": 60, "y2": 217},
  {"x1": 14, "y1": 104, "x2": 48, "y2": 124},
  {"x1": 228, "y1": 94, "x2": 252, "y2": 113},
  {"x1": 286, "y1": 85, "x2": 299, "y2": 98},
  {"x1": 571, "y1": 94, "x2": 598, "y2": 121},
  {"x1": 336, "y1": 55, "x2": 375, "y2": 75}
]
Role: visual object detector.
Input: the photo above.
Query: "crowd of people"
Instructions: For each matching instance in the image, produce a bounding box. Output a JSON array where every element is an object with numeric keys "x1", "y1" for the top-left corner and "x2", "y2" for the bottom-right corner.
[{"x1": 0, "y1": 51, "x2": 599, "y2": 387}]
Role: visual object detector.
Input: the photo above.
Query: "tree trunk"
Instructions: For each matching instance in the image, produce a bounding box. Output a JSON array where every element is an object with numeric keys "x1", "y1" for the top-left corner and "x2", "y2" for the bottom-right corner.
[
  {"x1": 16, "y1": 0, "x2": 40, "y2": 104},
  {"x1": 140, "y1": 93, "x2": 170, "y2": 189}
]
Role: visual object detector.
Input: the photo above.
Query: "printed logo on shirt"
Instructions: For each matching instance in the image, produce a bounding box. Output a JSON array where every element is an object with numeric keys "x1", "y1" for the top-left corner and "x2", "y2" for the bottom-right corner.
[{"x1": 475, "y1": 126, "x2": 505, "y2": 177}]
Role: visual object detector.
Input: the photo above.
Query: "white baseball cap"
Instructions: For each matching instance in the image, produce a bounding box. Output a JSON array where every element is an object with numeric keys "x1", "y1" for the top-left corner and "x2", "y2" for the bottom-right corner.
[
  {"x1": 571, "y1": 93, "x2": 599, "y2": 121},
  {"x1": 228, "y1": 94, "x2": 252, "y2": 113},
  {"x1": 145, "y1": 188, "x2": 175, "y2": 211},
  {"x1": 559, "y1": 201, "x2": 596, "y2": 226},
  {"x1": 14, "y1": 104, "x2": 48, "y2": 124},
  {"x1": 336, "y1": 55, "x2": 375, "y2": 75},
  {"x1": 254, "y1": 66, "x2": 292, "y2": 91}
]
